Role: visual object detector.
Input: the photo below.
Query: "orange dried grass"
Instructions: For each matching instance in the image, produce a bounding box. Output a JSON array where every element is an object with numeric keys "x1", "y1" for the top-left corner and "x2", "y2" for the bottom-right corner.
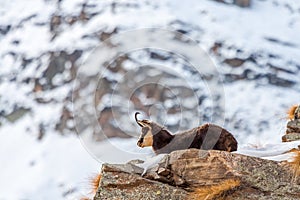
[{"x1": 188, "y1": 179, "x2": 240, "y2": 200}]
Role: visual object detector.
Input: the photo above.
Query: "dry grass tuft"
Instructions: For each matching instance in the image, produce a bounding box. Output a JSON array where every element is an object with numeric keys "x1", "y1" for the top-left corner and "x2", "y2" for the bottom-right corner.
[
  {"x1": 188, "y1": 179, "x2": 240, "y2": 200},
  {"x1": 90, "y1": 173, "x2": 102, "y2": 194},
  {"x1": 78, "y1": 173, "x2": 102, "y2": 200},
  {"x1": 288, "y1": 149, "x2": 300, "y2": 182},
  {"x1": 287, "y1": 105, "x2": 298, "y2": 120},
  {"x1": 79, "y1": 197, "x2": 91, "y2": 200}
]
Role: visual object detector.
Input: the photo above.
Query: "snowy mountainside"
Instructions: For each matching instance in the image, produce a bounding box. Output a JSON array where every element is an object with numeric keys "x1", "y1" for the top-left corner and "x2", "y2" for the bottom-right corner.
[
  {"x1": 0, "y1": 0, "x2": 300, "y2": 199},
  {"x1": 1, "y1": 0, "x2": 300, "y2": 140}
]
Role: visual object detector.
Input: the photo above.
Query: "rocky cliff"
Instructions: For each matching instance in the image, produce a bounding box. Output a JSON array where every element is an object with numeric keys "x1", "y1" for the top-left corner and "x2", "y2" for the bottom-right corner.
[{"x1": 93, "y1": 149, "x2": 300, "y2": 200}]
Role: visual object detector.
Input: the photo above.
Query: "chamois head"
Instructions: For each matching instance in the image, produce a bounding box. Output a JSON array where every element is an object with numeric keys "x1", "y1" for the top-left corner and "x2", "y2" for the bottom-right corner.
[{"x1": 135, "y1": 112, "x2": 164, "y2": 148}]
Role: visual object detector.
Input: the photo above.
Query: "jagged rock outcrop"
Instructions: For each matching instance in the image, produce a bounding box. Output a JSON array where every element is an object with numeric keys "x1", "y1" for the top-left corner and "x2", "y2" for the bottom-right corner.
[
  {"x1": 283, "y1": 119, "x2": 300, "y2": 142},
  {"x1": 282, "y1": 105, "x2": 300, "y2": 142},
  {"x1": 212, "y1": 0, "x2": 251, "y2": 8},
  {"x1": 94, "y1": 149, "x2": 300, "y2": 200}
]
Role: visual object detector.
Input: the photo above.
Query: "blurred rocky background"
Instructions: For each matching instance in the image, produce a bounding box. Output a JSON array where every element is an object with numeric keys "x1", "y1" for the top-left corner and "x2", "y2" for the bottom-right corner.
[
  {"x1": 1, "y1": 0, "x2": 299, "y2": 142},
  {"x1": 0, "y1": 0, "x2": 300, "y2": 199}
]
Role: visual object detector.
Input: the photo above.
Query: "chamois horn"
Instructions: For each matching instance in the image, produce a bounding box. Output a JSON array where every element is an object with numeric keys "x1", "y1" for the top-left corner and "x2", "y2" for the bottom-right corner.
[{"x1": 135, "y1": 112, "x2": 143, "y2": 127}]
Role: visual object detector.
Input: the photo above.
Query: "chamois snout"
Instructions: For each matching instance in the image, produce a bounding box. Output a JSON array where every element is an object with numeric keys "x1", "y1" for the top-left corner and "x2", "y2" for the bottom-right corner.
[
  {"x1": 137, "y1": 138, "x2": 143, "y2": 147},
  {"x1": 137, "y1": 126, "x2": 153, "y2": 148}
]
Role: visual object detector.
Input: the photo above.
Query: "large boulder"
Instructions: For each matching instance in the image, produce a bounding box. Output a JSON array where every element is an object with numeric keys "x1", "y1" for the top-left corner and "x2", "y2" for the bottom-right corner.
[{"x1": 94, "y1": 149, "x2": 300, "y2": 200}]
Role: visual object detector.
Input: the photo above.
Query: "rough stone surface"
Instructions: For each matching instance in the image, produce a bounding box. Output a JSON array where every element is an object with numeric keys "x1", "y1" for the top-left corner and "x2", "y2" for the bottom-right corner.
[
  {"x1": 94, "y1": 163, "x2": 188, "y2": 200},
  {"x1": 94, "y1": 149, "x2": 300, "y2": 200},
  {"x1": 286, "y1": 119, "x2": 300, "y2": 134},
  {"x1": 234, "y1": 0, "x2": 251, "y2": 7},
  {"x1": 282, "y1": 132, "x2": 300, "y2": 142},
  {"x1": 283, "y1": 119, "x2": 300, "y2": 142}
]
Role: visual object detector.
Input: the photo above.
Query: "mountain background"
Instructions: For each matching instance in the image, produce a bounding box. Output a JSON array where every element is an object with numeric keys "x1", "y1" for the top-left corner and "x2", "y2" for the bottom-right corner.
[{"x1": 0, "y1": 0, "x2": 299, "y2": 199}]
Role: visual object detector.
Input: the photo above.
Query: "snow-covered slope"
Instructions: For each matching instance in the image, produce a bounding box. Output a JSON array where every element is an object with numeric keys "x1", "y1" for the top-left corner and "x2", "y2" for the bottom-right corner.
[{"x1": 0, "y1": 0, "x2": 300, "y2": 199}]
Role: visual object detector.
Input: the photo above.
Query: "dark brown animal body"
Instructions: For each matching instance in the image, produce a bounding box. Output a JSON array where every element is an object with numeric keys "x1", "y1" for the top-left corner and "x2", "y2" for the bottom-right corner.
[{"x1": 135, "y1": 112, "x2": 238, "y2": 155}]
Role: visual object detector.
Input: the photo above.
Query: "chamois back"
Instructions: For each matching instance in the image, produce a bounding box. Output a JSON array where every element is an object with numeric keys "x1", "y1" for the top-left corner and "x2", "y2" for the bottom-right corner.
[{"x1": 152, "y1": 123, "x2": 237, "y2": 154}]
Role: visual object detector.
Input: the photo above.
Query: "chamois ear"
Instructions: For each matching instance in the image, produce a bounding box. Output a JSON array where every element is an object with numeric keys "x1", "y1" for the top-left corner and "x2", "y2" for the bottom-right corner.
[{"x1": 135, "y1": 112, "x2": 151, "y2": 127}]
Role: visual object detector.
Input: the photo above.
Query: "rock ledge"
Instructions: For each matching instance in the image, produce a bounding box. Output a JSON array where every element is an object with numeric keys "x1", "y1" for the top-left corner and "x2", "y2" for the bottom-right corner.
[{"x1": 94, "y1": 149, "x2": 300, "y2": 200}]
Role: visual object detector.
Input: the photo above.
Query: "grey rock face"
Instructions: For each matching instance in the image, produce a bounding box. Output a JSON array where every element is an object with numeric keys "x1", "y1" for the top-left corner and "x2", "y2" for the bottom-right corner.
[{"x1": 94, "y1": 149, "x2": 300, "y2": 200}]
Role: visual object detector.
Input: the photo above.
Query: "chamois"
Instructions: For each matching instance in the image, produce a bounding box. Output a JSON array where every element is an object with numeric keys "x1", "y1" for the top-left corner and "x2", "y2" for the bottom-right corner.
[{"x1": 135, "y1": 112, "x2": 238, "y2": 154}]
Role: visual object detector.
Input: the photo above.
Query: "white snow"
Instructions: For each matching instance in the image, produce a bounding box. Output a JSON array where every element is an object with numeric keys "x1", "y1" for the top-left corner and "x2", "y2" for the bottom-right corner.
[
  {"x1": 135, "y1": 154, "x2": 167, "y2": 176},
  {"x1": 0, "y1": 0, "x2": 300, "y2": 199},
  {"x1": 236, "y1": 140, "x2": 300, "y2": 160},
  {"x1": 0, "y1": 115, "x2": 99, "y2": 200}
]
